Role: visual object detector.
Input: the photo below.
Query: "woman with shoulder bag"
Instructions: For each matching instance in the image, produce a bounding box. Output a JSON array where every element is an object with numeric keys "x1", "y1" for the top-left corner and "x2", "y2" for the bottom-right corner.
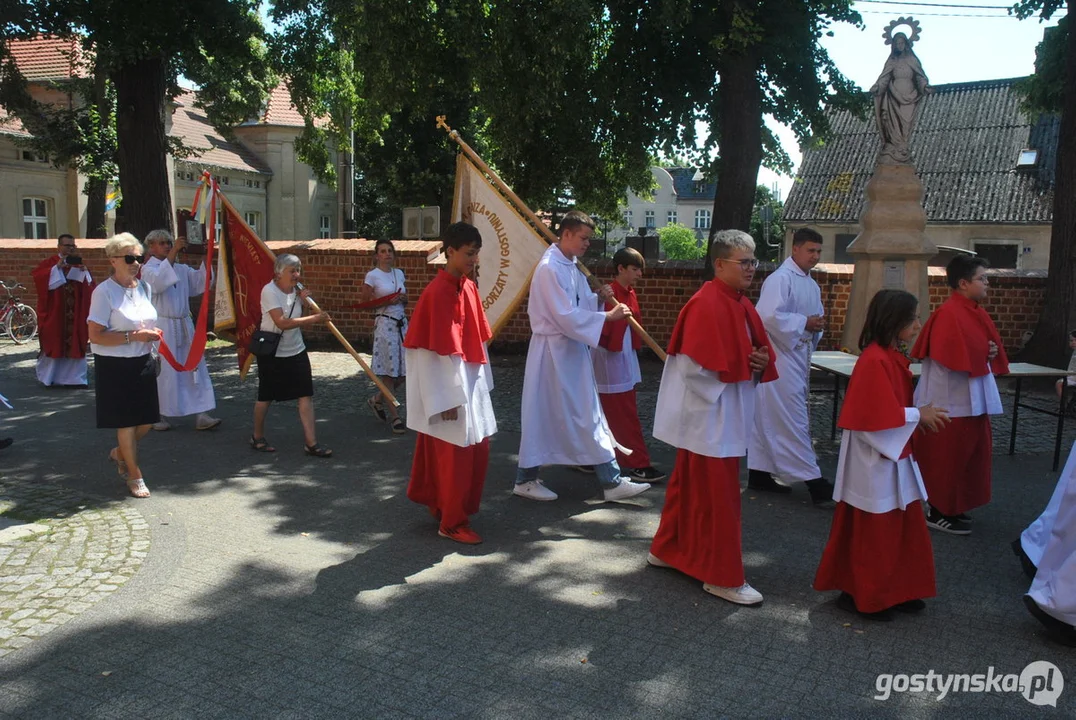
[
  {"x1": 251, "y1": 254, "x2": 333, "y2": 457},
  {"x1": 87, "y1": 233, "x2": 163, "y2": 498}
]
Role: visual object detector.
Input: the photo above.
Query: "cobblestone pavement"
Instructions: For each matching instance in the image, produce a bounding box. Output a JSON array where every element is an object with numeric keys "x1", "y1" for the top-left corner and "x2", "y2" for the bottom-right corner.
[
  {"x1": 0, "y1": 482, "x2": 148, "y2": 658},
  {"x1": 1, "y1": 340, "x2": 1075, "y2": 718}
]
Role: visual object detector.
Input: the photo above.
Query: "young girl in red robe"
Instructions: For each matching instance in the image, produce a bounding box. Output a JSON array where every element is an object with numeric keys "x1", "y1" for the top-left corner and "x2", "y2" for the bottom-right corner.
[{"x1": 814, "y1": 289, "x2": 950, "y2": 620}]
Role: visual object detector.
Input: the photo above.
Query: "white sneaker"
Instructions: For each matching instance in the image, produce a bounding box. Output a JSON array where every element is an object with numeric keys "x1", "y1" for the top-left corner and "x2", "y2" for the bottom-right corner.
[
  {"x1": 195, "y1": 414, "x2": 222, "y2": 431},
  {"x1": 646, "y1": 552, "x2": 672, "y2": 568},
  {"x1": 703, "y1": 582, "x2": 763, "y2": 606},
  {"x1": 601, "y1": 479, "x2": 650, "y2": 502},
  {"x1": 151, "y1": 420, "x2": 171, "y2": 432},
  {"x1": 513, "y1": 480, "x2": 558, "y2": 502}
]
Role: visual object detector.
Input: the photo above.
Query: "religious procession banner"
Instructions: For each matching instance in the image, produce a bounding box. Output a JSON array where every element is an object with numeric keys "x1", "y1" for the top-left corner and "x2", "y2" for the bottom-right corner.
[
  {"x1": 208, "y1": 190, "x2": 276, "y2": 379},
  {"x1": 450, "y1": 152, "x2": 550, "y2": 336}
]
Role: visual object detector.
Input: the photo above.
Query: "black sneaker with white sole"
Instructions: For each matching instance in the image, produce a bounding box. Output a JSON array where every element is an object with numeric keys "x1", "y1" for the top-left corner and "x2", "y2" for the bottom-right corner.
[
  {"x1": 926, "y1": 507, "x2": 971, "y2": 535},
  {"x1": 627, "y1": 466, "x2": 667, "y2": 483}
]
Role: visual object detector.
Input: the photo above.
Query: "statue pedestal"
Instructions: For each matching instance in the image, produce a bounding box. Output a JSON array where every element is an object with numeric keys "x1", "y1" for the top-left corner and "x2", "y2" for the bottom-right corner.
[{"x1": 840, "y1": 164, "x2": 937, "y2": 352}]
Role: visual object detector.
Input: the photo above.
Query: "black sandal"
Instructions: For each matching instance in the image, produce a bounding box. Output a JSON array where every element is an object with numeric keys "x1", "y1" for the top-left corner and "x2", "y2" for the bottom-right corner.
[
  {"x1": 367, "y1": 395, "x2": 387, "y2": 422},
  {"x1": 304, "y1": 443, "x2": 333, "y2": 458},
  {"x1": 391, "y1": 418, "x2": 406, "y2": 435},
  {"x1": 250, "y1": 435, "x2": 276, "y2": 453}
]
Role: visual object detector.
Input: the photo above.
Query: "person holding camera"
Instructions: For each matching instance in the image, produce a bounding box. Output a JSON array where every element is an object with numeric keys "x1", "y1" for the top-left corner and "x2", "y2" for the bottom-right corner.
[
  {"x1": 87, "y1": 233, "x2": 162, "y2": 499},
  {"x1": 250, "y1": 254, "x2": 333, "y2": 457},
  {"x1": 32, "y1": 233, "x2": 94, "y2": 387}
]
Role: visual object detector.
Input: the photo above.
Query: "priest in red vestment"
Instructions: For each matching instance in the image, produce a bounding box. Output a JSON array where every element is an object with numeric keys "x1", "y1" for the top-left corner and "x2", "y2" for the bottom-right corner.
[
  {"x1": 911, "y1": 255, "x2": 1009, "y2": 535},
  {"x1": 648, "y1": 229, "x2": 777, "y2": 606},
  {"x1": 591, "y1": 246, "x2": 664, "y2": 482},
  {"x1": 31, "y1": 234, "x2": 94, "y2": 387},
  {"x1": 403, "y1": 222, "x2": 497, "y2": 545},
  {"x1": 815, "y1": 289, "x2": 949, "y2": 620}
]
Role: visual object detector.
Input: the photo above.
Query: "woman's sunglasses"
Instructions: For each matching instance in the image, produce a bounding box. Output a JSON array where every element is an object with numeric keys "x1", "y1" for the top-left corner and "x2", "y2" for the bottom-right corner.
[{"x1": 110, "y1": 254, "x2": 142, "y2": 265}]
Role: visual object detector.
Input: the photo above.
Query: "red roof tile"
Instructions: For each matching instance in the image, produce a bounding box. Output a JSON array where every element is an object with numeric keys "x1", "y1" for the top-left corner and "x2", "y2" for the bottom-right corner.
[
  {"x1": 5, "y1": 35, "x2": 88, "y2": 81},
  {"x1": 0, "y1": 106, "x2": 30, "y2": 137},
  {"x1": 172, "y1": 90, "x2": 271, "y2": 175}
]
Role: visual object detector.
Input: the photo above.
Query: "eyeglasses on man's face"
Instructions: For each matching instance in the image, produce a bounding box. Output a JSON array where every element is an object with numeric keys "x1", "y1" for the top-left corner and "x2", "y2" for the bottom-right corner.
[{"x1": 725, "y1": 257, "x2": 759, "y2": 270}]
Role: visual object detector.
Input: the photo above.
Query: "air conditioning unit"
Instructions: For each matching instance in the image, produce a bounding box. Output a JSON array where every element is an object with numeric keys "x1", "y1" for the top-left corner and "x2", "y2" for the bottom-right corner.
[{"x1": 402, "y1": 207, "x2": 440, "y2": 239}]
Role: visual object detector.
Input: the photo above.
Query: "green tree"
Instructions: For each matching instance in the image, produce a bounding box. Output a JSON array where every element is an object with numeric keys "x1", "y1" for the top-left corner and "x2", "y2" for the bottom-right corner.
[
  {"x1": 658, "y1": 222, "x2": 706, "y2": 260},
  {"x1": 750, "y1": 184, "x2": 785, "y2": 263},
  {"x1": 1011, "y1": 6, "x2": 1072, "y2": 366},
  {"x1": 2, "y1": 1, "x2": 276, "y2": 240}
]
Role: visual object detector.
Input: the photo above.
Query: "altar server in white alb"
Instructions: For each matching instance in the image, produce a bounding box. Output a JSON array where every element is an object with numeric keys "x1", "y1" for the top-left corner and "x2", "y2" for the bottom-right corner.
[
  {"x1": 513, "y1": 210, "x2": 650, "y2": 503},
  {"x1": 141, "y1": 230, "x2": 221, "y2": 431},
  {"x1": 748, "y1": 227, "x2": 832, "y2": 506},
  {"x1": 1018, "y1": 442, "x2": 1076, "y2": 645}
]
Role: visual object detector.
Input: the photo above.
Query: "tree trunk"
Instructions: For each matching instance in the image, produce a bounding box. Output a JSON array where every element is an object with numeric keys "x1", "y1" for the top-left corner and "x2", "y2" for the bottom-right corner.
[
  {"x1": 706, "y1": 46, "x2": 763, "y2": 279},
  {"x1": 85, "y1": 178, "x2": 107, "y2": 238},
  {"x1": 84, "y1": 63, "x2": 109, "y2": 238},
  {"x1": 1019, "y1": 6, "x2": 1075, "y2": 368},
  {"x1": 112, "y1": 55, "x2": 172, "y2": 241}
]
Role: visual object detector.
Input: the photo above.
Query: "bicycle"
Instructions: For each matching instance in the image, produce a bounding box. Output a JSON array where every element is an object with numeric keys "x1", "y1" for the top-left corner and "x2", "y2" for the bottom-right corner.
[{"x1": 0, "y1": 281, "x2": 38, "y2": 344}]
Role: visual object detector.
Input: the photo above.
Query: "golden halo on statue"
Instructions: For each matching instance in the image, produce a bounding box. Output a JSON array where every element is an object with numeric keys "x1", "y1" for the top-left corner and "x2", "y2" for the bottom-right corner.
[{"x1": 883, "y1": 16, "x2": 921, "y2": 46}]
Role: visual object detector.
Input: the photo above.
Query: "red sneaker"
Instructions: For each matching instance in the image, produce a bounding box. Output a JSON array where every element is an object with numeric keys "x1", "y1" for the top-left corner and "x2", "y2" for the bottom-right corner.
[{"x1": 438, "y1": 524, "x2": 482, "y2": 545}]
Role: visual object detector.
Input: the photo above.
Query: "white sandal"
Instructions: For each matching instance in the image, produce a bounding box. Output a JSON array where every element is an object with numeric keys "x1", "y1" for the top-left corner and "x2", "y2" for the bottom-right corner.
[{"x1": 126, "y1": 478, "x2": 150, "y2": 498}]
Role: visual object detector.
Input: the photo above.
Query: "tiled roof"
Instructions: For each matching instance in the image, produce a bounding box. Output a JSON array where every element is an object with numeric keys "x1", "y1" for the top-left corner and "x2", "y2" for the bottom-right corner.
[
  {"x1": 4, "y1": 35, "x2": 88, "y2": 80},
  {"x1": 784, "y1": 78, "x2": 1058, "y2": 225},
  {"x1": 668, "y1": 168, "x2": 717, "y2": 200},
  {"x1": 172, "y1": 90, "x2": 272, "y2": 175},
  {"x1": 0, "y1": 106, "x2": 30, "y2": 137},
  {"x1": 261, "y1": 84, "x2": 307, "y2": 127}
]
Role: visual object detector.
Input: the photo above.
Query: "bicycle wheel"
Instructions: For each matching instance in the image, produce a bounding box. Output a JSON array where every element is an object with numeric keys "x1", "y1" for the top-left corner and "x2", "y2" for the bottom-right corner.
[{"x1": 7, "y1": 303, "x2": 37, "y2": 344}]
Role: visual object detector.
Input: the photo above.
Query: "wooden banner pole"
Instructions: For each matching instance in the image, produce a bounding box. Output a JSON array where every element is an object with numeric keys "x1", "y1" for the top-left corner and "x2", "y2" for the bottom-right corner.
[
  {"x1": 435, "y1": 115, "x2": 667, "y2": 362},
  {"x1": 297, "y1": 286, "x2": 401, "y2": 407}
]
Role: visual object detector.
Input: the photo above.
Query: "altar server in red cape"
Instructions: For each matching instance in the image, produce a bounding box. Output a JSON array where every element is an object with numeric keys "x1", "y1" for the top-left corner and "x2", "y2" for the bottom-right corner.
[
  {"x1": 403, "y1": 222, "x2": 497, "y2": 545},
  {"x1": 814, "y1": 289, "x2": 950, "y2": 620},
  {"x1": 648, "y1": 230, "x2": 777, "y2": 606},
  {"x1": 591, "y1": 247, "x2": 664, "y2": 482},
  {"x1": 32, "y1": 234, "x2": 94, "y2": 386},
  {"x1": 911, "y1": 255, "x2": 1008, "y2": 535}
]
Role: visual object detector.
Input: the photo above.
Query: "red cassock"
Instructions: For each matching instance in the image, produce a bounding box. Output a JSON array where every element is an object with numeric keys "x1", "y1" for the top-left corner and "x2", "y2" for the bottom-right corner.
[
  {"x1": 31, "y1": 256, "x2": 93, "y2": 359},
  {"x1": 597, "y1": 281, "x2": 650, "y2": 468},
  {"x1": 403, "y1": 270, "x2": 493, "y2": 531},
  {"x1": 650, "y1": 280, "x2": 778, "y2": 587},
  {"x1": 814, "y1": 343, "x2": 936, "y2": 613},
  {"x1": 911, "y1": 292, "x2": 1008, "y2": 516}
]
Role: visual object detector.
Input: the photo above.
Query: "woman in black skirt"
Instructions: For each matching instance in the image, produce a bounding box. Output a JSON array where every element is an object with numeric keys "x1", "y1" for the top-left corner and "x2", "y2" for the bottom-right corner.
[
  {"x1": 87, "y1": 233, "x2": 163, "y2": 498},
  {"x1": 250, "y1": 253, "x2": 333, "y2": 457}
]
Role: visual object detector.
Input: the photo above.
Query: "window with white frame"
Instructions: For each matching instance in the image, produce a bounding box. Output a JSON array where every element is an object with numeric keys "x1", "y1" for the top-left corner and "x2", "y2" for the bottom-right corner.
[
  {"x1": 644, "y1": 210, "x2": 655, "y2": 228},
  {"x1": 244, "y1": 212, "x2": 259, "y2": 233},
  {"x1": 22, "y1": 197, "x2": 49, "y2": 239},
  {"x1": 694, "y1": 209, "x2": 711, "y2": 230},
  {"x1": 21, "y1": 150, "x2": 47, "y2": 163},
  {"x1": 623, "y1": 210, "x2": 632, "y2": 226},
  {"x1": 319, "y1": 215, "x2": 331, "y2": 239},
  {"x1": 667, "y1": 210, "x2": 677, "y2": 225}
]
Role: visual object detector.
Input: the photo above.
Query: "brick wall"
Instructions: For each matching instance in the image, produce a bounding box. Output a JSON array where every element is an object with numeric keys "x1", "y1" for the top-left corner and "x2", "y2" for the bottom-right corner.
[{"x1": 0, "y1": 240, "x2": 1046, "y2": 356}]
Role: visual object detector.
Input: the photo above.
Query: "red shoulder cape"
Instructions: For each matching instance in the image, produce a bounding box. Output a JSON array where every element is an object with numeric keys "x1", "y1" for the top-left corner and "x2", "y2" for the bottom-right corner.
[
  {"x1": 598, "y1": 280, "x2": 642, "y2": 352},
  {"x1": 839, "y1": 342, "x2": 913, "y2": 432},
  {"x1": 910, "y1": 292, "x2": 1009, "y2": 377},
  {"x1": 31, "y1": 255, "x2": 93, "y2": 359},
  {"x1": 403, "y1": 270, "x2": 491, "y2": 363},
  {"x1": 666, "y1": 279, "x2": 778, "y2": 384}
]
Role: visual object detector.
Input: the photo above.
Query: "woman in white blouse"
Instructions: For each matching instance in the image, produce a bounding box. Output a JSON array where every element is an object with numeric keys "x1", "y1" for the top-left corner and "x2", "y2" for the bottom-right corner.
[
  {"x1": 87, "y1": 233, "x2": 163, "y2": 498},
  {"x1": 358, "y1": 240, "x2": 408, "y2": 434}
]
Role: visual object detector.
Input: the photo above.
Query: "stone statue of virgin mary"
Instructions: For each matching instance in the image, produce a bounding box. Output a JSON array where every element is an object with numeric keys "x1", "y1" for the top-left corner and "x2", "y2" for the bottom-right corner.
[{"x1": 870, "y1": 18, "x2": 932, "y2": 165}]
